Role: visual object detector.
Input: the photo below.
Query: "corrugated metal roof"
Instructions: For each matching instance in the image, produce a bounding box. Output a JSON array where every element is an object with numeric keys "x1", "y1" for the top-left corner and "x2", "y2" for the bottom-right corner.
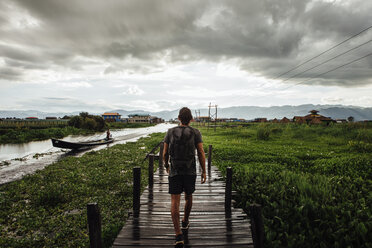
[{"x1": 102, "y1": 113, "x2": 121, "y2": 116}]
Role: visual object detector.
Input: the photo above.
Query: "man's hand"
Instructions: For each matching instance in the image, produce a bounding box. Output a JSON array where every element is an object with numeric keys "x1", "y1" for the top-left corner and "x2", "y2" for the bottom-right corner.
[
  {"x1": 201, "y1": 171, "x2": 206, "y2": 184},
  {"x1": 166, "y1": 166, "x2": 169, "y2": 174}
]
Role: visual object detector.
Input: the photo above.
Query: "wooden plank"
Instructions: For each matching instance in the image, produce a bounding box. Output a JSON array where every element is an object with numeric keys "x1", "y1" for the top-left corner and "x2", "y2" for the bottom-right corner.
[{"x1": 113, "y1": 157, "x2": 253, "y2": 247}]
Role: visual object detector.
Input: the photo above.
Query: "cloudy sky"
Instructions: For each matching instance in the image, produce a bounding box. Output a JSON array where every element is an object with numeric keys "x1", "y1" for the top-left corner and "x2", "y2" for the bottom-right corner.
[{"x1": 1, "y1": 0, "x2": 372, "y2": 112}]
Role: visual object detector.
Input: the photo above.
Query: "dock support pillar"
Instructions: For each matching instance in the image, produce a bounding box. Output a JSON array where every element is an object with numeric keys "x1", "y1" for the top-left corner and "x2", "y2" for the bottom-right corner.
[
  {"x1": 149, "y1": 154, "x2": 154, "y2": 188},
  {"x1": 208, "y1": 145, "x2": 213, "y2": 171},
  {"x1": 250, "y1": 203, "x2": 264, "y2": 248},
  {"x1": 133, "y1": 167, "x2": 141, "y2": 217},
  {"x1": 225, "y1": 167, "x2": 232, "y2": 217},
  {"x1": 159, "y1": 142, "x2": 164, "y2": 169},
  {"x1": 87, "y1": 203, "x2": 102, "y2": 248}
]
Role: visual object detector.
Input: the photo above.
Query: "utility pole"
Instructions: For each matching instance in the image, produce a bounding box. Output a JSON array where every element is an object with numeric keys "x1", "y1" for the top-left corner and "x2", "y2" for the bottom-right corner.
[
  {"x1": 194, "y1": 109, "x2": 200, "y2": 127},
  {"x1": 208, "y1": 103, "x2": 218, "y2": 131}
]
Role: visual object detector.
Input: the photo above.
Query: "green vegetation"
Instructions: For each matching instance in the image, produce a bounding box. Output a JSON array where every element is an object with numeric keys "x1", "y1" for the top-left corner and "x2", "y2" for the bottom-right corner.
[
  {"x1": 0, "y1": 133, "x2": 164, "y2": 248},
  {"x1": 2, "y1": 122, "x2": 370, "y2": 247},
  {"x1": 196, "y1": 123, "x2": 372, "y2": 248},
  {"x1": 68, "y1": 112, "x2": 106, "y2": 131}
]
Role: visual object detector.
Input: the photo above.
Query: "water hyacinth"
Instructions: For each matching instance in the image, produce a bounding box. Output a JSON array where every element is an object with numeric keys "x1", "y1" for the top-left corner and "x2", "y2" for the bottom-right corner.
[
  {"x1": 0, "y1": 132, "x2": 165, "y2": 248},
  {"x1": 196, "y1": 123, "x2": 371, "y2": 248}
]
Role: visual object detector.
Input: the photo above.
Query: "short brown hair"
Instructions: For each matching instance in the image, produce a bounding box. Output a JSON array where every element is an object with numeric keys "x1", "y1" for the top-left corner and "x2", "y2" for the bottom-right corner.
[{"x1": 178, "y1": 107, "x2": 193, "y2": 125}]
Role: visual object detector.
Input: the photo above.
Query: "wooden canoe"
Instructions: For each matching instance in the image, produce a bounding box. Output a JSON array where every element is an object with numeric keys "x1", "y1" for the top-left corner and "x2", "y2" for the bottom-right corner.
[{"x1": 51, "y1": 138, "x2": 114, "y2": 150}]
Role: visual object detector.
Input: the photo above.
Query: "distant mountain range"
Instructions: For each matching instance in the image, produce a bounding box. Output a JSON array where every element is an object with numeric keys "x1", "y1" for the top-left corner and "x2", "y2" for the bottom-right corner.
[{"x1": 1, "y1": 104, "x2": 372, "y2": 121}]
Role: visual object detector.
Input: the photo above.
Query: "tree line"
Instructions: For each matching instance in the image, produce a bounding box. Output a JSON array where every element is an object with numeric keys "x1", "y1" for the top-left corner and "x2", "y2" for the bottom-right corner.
[{"x1": 68, "y1": 112, "x2": 106, "y2": 131}]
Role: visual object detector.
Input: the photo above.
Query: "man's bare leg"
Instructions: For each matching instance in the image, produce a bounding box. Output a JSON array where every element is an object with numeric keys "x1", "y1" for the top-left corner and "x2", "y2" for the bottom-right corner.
[
  {"x1": 183, "y1": 193, "x2": 193, "y2": 223},
  {"x1": 171, "y1": 194, "x2": 182, "y2": 235}
]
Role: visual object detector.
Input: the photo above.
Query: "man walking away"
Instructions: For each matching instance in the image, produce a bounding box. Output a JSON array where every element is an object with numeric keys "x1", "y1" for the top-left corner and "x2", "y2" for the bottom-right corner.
[{"x1": 163, "y1": 107, "x2": 207, "y2": 248}]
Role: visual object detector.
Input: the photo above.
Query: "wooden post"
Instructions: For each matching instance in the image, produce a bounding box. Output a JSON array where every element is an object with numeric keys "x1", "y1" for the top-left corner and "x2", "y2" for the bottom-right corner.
[
  {"x1": 133, "y1": 167, "x2": 141, "y2": 217},
  {"x1": 159, "y1": 142, "x2": 164, "y2": 168},
  {"x1": 149, "y1": 154, "x2": 154, "y2": 188},
  {"x1": 87, "y1": 203, "x2": 102, "y2": 248},
  {"x1": 249, "y1": 203, "x2": 264, "y2": 248},
  {"x1": 208, "y1": 145, "x2": 213, "y2": 171},
  {"x1": 225, "y1": 167, "x2": 232, "y2": 216}
]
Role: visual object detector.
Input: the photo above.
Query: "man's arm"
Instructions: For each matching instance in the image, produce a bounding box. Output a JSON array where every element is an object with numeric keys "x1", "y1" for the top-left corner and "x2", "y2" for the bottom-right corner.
[
  {"x1": 196, "y1": 143, "x2": 206, "y2": 184},
  {"x1": 163, "y1": 142, "x2": 169, "y2": 174}
]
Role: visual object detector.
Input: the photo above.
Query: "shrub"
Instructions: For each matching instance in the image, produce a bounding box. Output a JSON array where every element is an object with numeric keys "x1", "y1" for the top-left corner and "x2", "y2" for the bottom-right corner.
[
  {"x1": 348, "y1": 140, "x2": 372, "y2": 153},
  {"x1": 257, "y1": 126, "x2": 270, "y2": 140},
  {"x1": 32, "y1": 183, "x2": 70, "y2": 208},
  {"x1": 68, "y1": 112, "x2": 106, "y2": 131}
]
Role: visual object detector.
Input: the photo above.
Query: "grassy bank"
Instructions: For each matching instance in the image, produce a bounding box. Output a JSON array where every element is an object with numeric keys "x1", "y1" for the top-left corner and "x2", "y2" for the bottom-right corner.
[
  {"x1": 0, "y1": 133, "x2": 164, "y2": 247},
  {"x1": 197, "y1": 123, "x2": 372, "y2": 248}
]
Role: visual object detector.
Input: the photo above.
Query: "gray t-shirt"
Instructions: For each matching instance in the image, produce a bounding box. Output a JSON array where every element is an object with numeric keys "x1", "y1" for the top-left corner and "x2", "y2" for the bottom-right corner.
[{"x1": 164, "y1": 126, "x2": 203, "y2": 177}]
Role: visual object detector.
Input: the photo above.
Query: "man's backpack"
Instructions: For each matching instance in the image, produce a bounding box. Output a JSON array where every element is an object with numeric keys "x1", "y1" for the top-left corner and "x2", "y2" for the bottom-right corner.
[{"x1": 169, "y1": 126, "x2": 195, "y2": 174}]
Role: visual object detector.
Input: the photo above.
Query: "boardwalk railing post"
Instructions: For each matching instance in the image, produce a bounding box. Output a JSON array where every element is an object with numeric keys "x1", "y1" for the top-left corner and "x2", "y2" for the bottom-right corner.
[
  {"x1": 249, "y1": 203, "x2": 264, "y2": 248},
  {"x1": 225, "y1": 167, "x2": 232, "y2": 217},
  {"x1": 133, "y1": 167, "x2": 141, "y2": 217},
  {"x1": 149, "y1": 154, "x2": 154, "y2": 188},
  {"x1": 87, "y1": 203, "x2": 102, "y2": 248},
  {"x1": 208, "y1": 144, "x2": 213, "y2": 171},
  {"x1": 159, "y1": 142, "x2": 164, "y2": 169}
]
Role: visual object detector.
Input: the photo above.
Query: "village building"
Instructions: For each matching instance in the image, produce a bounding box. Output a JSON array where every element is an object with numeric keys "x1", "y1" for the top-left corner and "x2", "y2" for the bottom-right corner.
[
  {"x1": 336, "y1": 119, "x2": 347, "y2": 123},
  {"x1": 271, "y1": 118, "x2": 279, "y2": 123},
  {"x1": 228, "y1": 118, "x2": 239, "y2": 122},
  {"x1": 120, "y1": 118, "x2": 129, "y2": 123},
  {"x1": 26, "y1": 117, "x2": 38, "y2": 120},
  {"x1": 102, "y1": 112, "x2": 122, "y2": 122},
  {"x1": 293, "y1": 116, "x2": 306, "y2": 124},
  {"x1": 150, "y1": 116, "x2": 164, "y2": 124},
  {"x1": 280, "y1": 117, "x2": 290, "y2": 123},
  {"x1": 215, "y1": 118, "x2": 229, "y2": 122},
  {"x1": 253, "y1": 118, "x2": 267, "y2": 123},
  {"x1": 128, "y1": 114, "x2": 151, "y2": 123},
  {"x1": 293, "y1": 110, "x2": 334, "y2": 125},
  {"x1": 46, "y1": 117, "x2": 57, "y2": 120},
  {"x1": 196, "y1": 116, "x2": 211, "y2": 122}
]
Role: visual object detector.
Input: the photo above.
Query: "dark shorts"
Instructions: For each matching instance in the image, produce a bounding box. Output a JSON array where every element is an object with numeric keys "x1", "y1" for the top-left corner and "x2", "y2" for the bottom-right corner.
[{"x1": 168, "y1": 175, "x2": 197, "y2": 195}]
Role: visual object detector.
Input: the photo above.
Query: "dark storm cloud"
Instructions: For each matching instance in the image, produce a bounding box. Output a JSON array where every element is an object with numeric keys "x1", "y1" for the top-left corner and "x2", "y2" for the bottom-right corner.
[
  {"x1": 4, "y1": 58, "x2": 48, "y2": 70},
  {"x1": 0, "y1": 67, "x2": 23, "y2": 80},
  {"x1": 1, "y1": 0, "x2": 372, "y2": 86},
  {"x1": 0, "y1": 44, "x2": 43, "y2": 63}
]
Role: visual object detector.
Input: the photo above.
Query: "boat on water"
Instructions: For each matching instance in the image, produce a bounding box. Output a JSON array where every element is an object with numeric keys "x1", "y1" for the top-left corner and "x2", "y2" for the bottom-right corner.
[{"x1": 51, "y1": 138, "x2": 114, "y2": 150}]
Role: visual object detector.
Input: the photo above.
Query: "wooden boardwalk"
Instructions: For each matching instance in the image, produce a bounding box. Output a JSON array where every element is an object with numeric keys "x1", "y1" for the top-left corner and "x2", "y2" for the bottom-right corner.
[{"x1": 112, "y1": 162, "x2": 254, "y2": 248}]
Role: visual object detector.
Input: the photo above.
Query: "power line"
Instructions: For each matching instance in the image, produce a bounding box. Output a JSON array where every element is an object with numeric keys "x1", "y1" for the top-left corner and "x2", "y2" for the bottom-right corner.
[
  {"x1": 282, "y1": 39, "x2": 372, "y2": 82},
  {"x1": 274, "y1": 24, "x2": 372, "y2": 79},
  {"x1": 282, "y1": 52, "x2": 372, "y2": 90}
]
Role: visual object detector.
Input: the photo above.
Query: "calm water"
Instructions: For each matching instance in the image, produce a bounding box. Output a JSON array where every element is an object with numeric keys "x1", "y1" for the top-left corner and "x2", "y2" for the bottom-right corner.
[{"x1": 0, "y1": 123, "x2": 176, "y2": 184}]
